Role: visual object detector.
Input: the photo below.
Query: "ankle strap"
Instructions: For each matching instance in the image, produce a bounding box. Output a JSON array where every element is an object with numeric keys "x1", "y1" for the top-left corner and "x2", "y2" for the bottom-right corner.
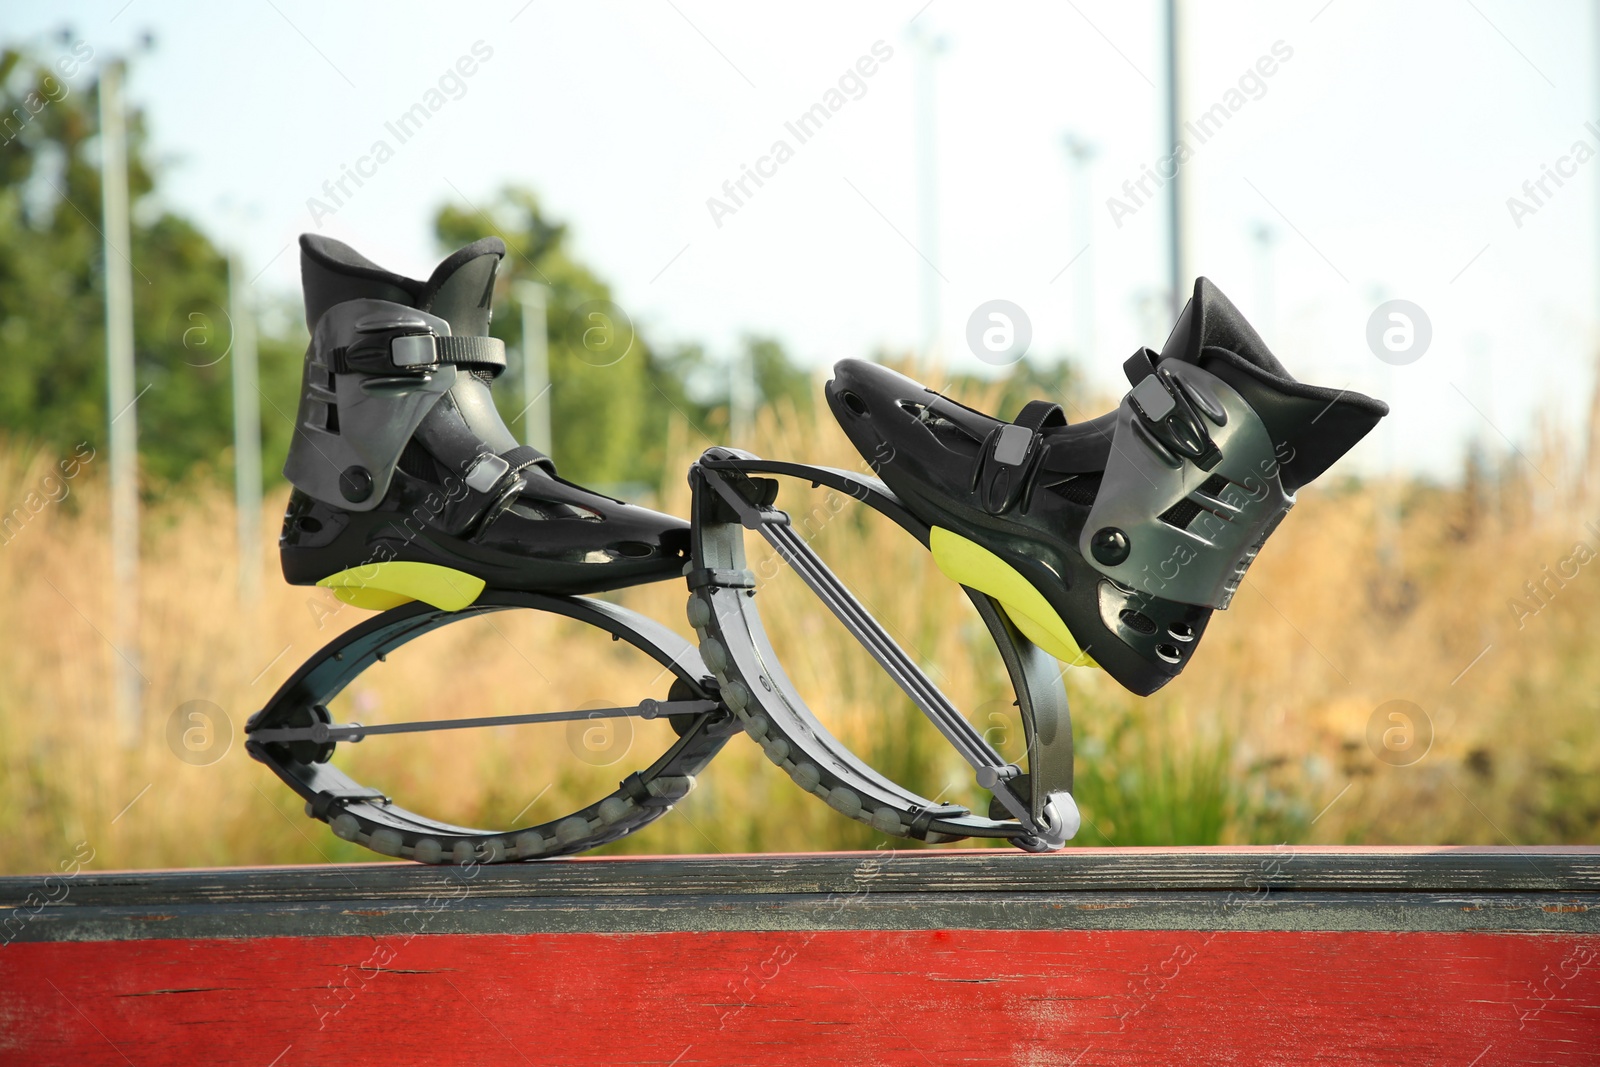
[
  {"x1": 463, "y1": 445, "x2": 555, "y2": 495},
  {"x1": 332, "y1": 334, "x2": 506, "y2": 376}
]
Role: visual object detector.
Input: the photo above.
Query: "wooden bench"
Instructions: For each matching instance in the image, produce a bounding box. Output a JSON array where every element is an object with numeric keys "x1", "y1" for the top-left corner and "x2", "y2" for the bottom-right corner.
[{"x1": 3, "y1": 847, "x2": 1597, "y2": 1064}]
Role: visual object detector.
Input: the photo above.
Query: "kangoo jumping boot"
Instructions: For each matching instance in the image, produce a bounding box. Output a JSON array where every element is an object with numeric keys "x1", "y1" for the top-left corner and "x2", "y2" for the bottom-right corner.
[
  {"x1": 826, "y1": 278, "x2": 1387, "y2": 695},
  {"x1": 280, "y1": 234, "x2": 689, "y2": 610}
]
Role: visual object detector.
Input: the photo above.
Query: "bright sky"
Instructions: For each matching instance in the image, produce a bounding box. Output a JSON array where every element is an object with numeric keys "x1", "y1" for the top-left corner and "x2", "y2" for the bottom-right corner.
[{"x1": 5, "y1": 0, "x2": 1596, "y2": 479}]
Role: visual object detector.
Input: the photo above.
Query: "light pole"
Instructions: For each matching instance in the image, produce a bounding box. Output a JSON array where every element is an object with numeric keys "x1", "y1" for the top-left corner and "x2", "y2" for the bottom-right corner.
[
  {"x1": 229, "y1": 249, "x2": 261, "y2": 607},
  {"x1": 910, "y1": 23, "x2": 947, "y2": 362},
  {"x1": 729, "y1": 344, "x2": 756, "y2": 449},
  {"x1": 514, "y1": 282, "x2": 552, "y2": 455},
  {"x1": 1250, "y1": 221, "x2": 1277, "y2": 342},
  {"x1": 1062, "y1": 133, "x2": 1097, "y2": 362},
  {"x1": 100, "y1": 58, "x2": 141, "y2": 743},
  {"x1": 1164, "y1": 0, "x2": 1188, "y2": 315}
]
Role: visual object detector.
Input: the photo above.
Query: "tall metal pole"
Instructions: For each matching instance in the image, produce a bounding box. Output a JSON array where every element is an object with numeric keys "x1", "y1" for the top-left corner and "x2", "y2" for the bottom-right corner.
[
  {"x1": 1468, "y1": 335, "x2": 1501, "y2": 515},
  {"x1": 100, "y1": 60, "x2": 141, "y2": 742},
  {"x1": 1165, "y1": 0, "x2": 1187, "y2": 315},
  {"x1": 1250, "y1": 221, "x2": 1277, "y2": 342},
  {"x1": 729, "y1": 344, "x2": 756, "y2": 448},
  {"x1": 515, "y1": 283, "x2": 552, "y2": 455},
  {"x1": 229, "y1": 251, "x2": 261, "y2": 607},
  {"x1": 911, "y1": 26, "x2": 944, "y2": 362},
  {"x1": 1379, "y1": 359, "x2": 1402, "y2": 576},
  {"x1": 1368, "y1": 285, "x2": 1401, "y2": 578},
  {"x1": 1063, "y1": 133, "x2": 1097, "y2": 362}
]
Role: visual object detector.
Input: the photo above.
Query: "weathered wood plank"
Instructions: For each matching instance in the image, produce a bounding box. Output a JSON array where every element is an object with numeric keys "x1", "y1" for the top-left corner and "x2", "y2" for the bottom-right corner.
[
  {"x1": 5, "y1": 846, "x2": 1598, "y2": 904},
  {"x1": 3, "y1": 891, "x2": 1597, "y2": 941},
  {"x1": 3, "y1": 929, "x2": 1597, "y2": 1066},
  {"x1": 3, "y1": 848, "x2": 1596, "y2": 942}
]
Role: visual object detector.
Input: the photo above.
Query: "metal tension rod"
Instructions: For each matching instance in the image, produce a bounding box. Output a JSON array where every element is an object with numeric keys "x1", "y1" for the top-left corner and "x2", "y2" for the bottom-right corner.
[
  {"x1": 248, "y1": 698, "x2": 720, "y2": 745},
  {"x1": 697, "y1": 462, "x2": 1036, "y2": 827}
]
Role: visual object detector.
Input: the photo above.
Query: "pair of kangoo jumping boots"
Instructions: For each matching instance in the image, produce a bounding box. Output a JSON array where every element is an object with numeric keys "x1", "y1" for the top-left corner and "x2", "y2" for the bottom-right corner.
[{"x1": 280, "y1": 235, "x2": 1386, "y2": 695}]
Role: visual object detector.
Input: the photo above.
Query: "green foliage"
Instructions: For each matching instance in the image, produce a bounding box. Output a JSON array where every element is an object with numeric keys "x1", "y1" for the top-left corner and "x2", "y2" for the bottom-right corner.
[
  {"x1": 1069, "y1": 709, "x2": 1239, "y2": 846},
  {"x1": 0, "y1": 46, "x2": 304, "y2": 486},
  {"x1": 649, "y1": 334, "x2": 815, "y2": 438},
  {"x1": 747, "y1": 334, "x2": 814, "y2": 415},
  {"x1": 1064, "y1": 695, "x2": 1316, "y2": 847}
]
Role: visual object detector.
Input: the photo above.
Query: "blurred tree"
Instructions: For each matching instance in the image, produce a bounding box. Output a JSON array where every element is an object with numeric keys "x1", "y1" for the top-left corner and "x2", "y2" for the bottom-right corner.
[
  {"x1": 652, "y1": 335, "x2": 813, "y2": 428},
  {"x1": 991, "y1": 356, "x2": 1087, "y2": 421},
  {"x1": 0, "y1": 43, "x2": 304, "y2": 487},
  {"x1": 746, "y1": 333, "x2": 813, "y2": 416}
]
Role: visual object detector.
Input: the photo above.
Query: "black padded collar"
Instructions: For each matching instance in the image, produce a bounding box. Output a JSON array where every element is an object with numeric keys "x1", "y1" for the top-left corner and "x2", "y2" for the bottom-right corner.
[
  {"x1": 299, "y1": 234, "x2": 421, "y2": 300},
  {"x1": 1161, "y1": 277, "x2": 1292, "y2": 381}
]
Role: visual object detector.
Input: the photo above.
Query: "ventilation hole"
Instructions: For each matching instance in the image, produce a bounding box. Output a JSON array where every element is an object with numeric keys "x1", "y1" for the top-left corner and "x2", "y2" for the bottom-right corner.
[
  {"x1": 296, "y1": 516, "x2": 322, "y2": 534},
  {"x1": 1058, "y1": 474, "x2": 1101, "y2": 507},
  {"x1": 324, "y1": 404, "x2": 340, "y2": 434},
  {"x1": 615, "y1": 541, "x2": 654, "y2": 558},
  {"x1": 1168, "y1": 622, "x2": 1195, "y2": 642},
  {"x1": 1197, "y1": 474, "x2": 1231, "y2": 497},
  {"x1": 914, "y1": 408, "x2": 984, "y2": 447},
  {"x1": 325, "y1": 368, "x2": 338, "y2": 390},
  {"x1": 658, "y1": 529, "x2": 689, "y2": 559},
  {"x1": 1155, "y1": 643, "x2": 1182, "y2": 664},
  {"x1": 1159, "y1": 498, "x2": 1203, "y2": 528},
  {"x1": 1119, "y1": 609, "x2": 1158, "y2": 636},
  {"x1": 517, "y1": 500, "x2": 604, "y2": 522},
  {"x1": 840, "y1": 390, "x2": 868, "y2": 416},
  {"x1": 895, "y1": 399, "x2": 926, "y2": 417}
]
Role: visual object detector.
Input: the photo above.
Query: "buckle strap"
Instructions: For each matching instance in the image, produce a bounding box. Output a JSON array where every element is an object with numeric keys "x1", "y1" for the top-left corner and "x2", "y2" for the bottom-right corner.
[
  {"x1": 1014, "y1": 400, "x2": 1066, "y2": 432},
  {"x1": 433, "y1": 335, "x2": 506, "y2": 369},
  {"x1": 463, "y1": 445, "x2": 554, "y2": 495},
  {"x1": 973, "y1": 399, "x2": 1061, "y2": 514},
  {"x1": 499, "y1": 444, "x2": 554, "y2": 477},
  {"x1": 974, "y1": 404, "x2": 1079, "y2": 514},
  {"x1": 331, "y1": 334, "x2": 507, "y2": 375},
  {"x1": 1123, "y1": 346, "x2": 1160, "y2": 386},
  {"x1": 1128, "y1": 368, "x2": 1222, "y2": 470},
  {"x1": 1122, "y1": 346, "x2": 1225, "y2": 470},
  {"x1": 973, "y1": 424, "x2": 1038, "y2": 515}
]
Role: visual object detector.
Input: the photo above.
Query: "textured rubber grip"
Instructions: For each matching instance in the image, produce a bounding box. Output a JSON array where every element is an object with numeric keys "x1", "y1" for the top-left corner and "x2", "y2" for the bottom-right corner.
[
  {"x1": 330, "y1": 334, "x2": 507, "y2": 374},
  {"x1": 433, "y1": 334, "x2": 506, "y2": 369}
]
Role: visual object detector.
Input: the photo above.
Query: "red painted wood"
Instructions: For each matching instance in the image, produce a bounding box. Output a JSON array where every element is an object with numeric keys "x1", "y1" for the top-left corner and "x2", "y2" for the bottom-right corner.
[{"x1": 2, "y1": 930, "x2": 1597, "y2": 1066}]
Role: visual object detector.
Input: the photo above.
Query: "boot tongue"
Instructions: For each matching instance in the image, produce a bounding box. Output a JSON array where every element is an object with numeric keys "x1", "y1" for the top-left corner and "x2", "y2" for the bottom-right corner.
[
  {"x1": 417, "y1": 237, "x2": 506, "y2": 336},
  {"x1": 1158, "y1": 277, "x2": 1291, "y2": 379}
]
